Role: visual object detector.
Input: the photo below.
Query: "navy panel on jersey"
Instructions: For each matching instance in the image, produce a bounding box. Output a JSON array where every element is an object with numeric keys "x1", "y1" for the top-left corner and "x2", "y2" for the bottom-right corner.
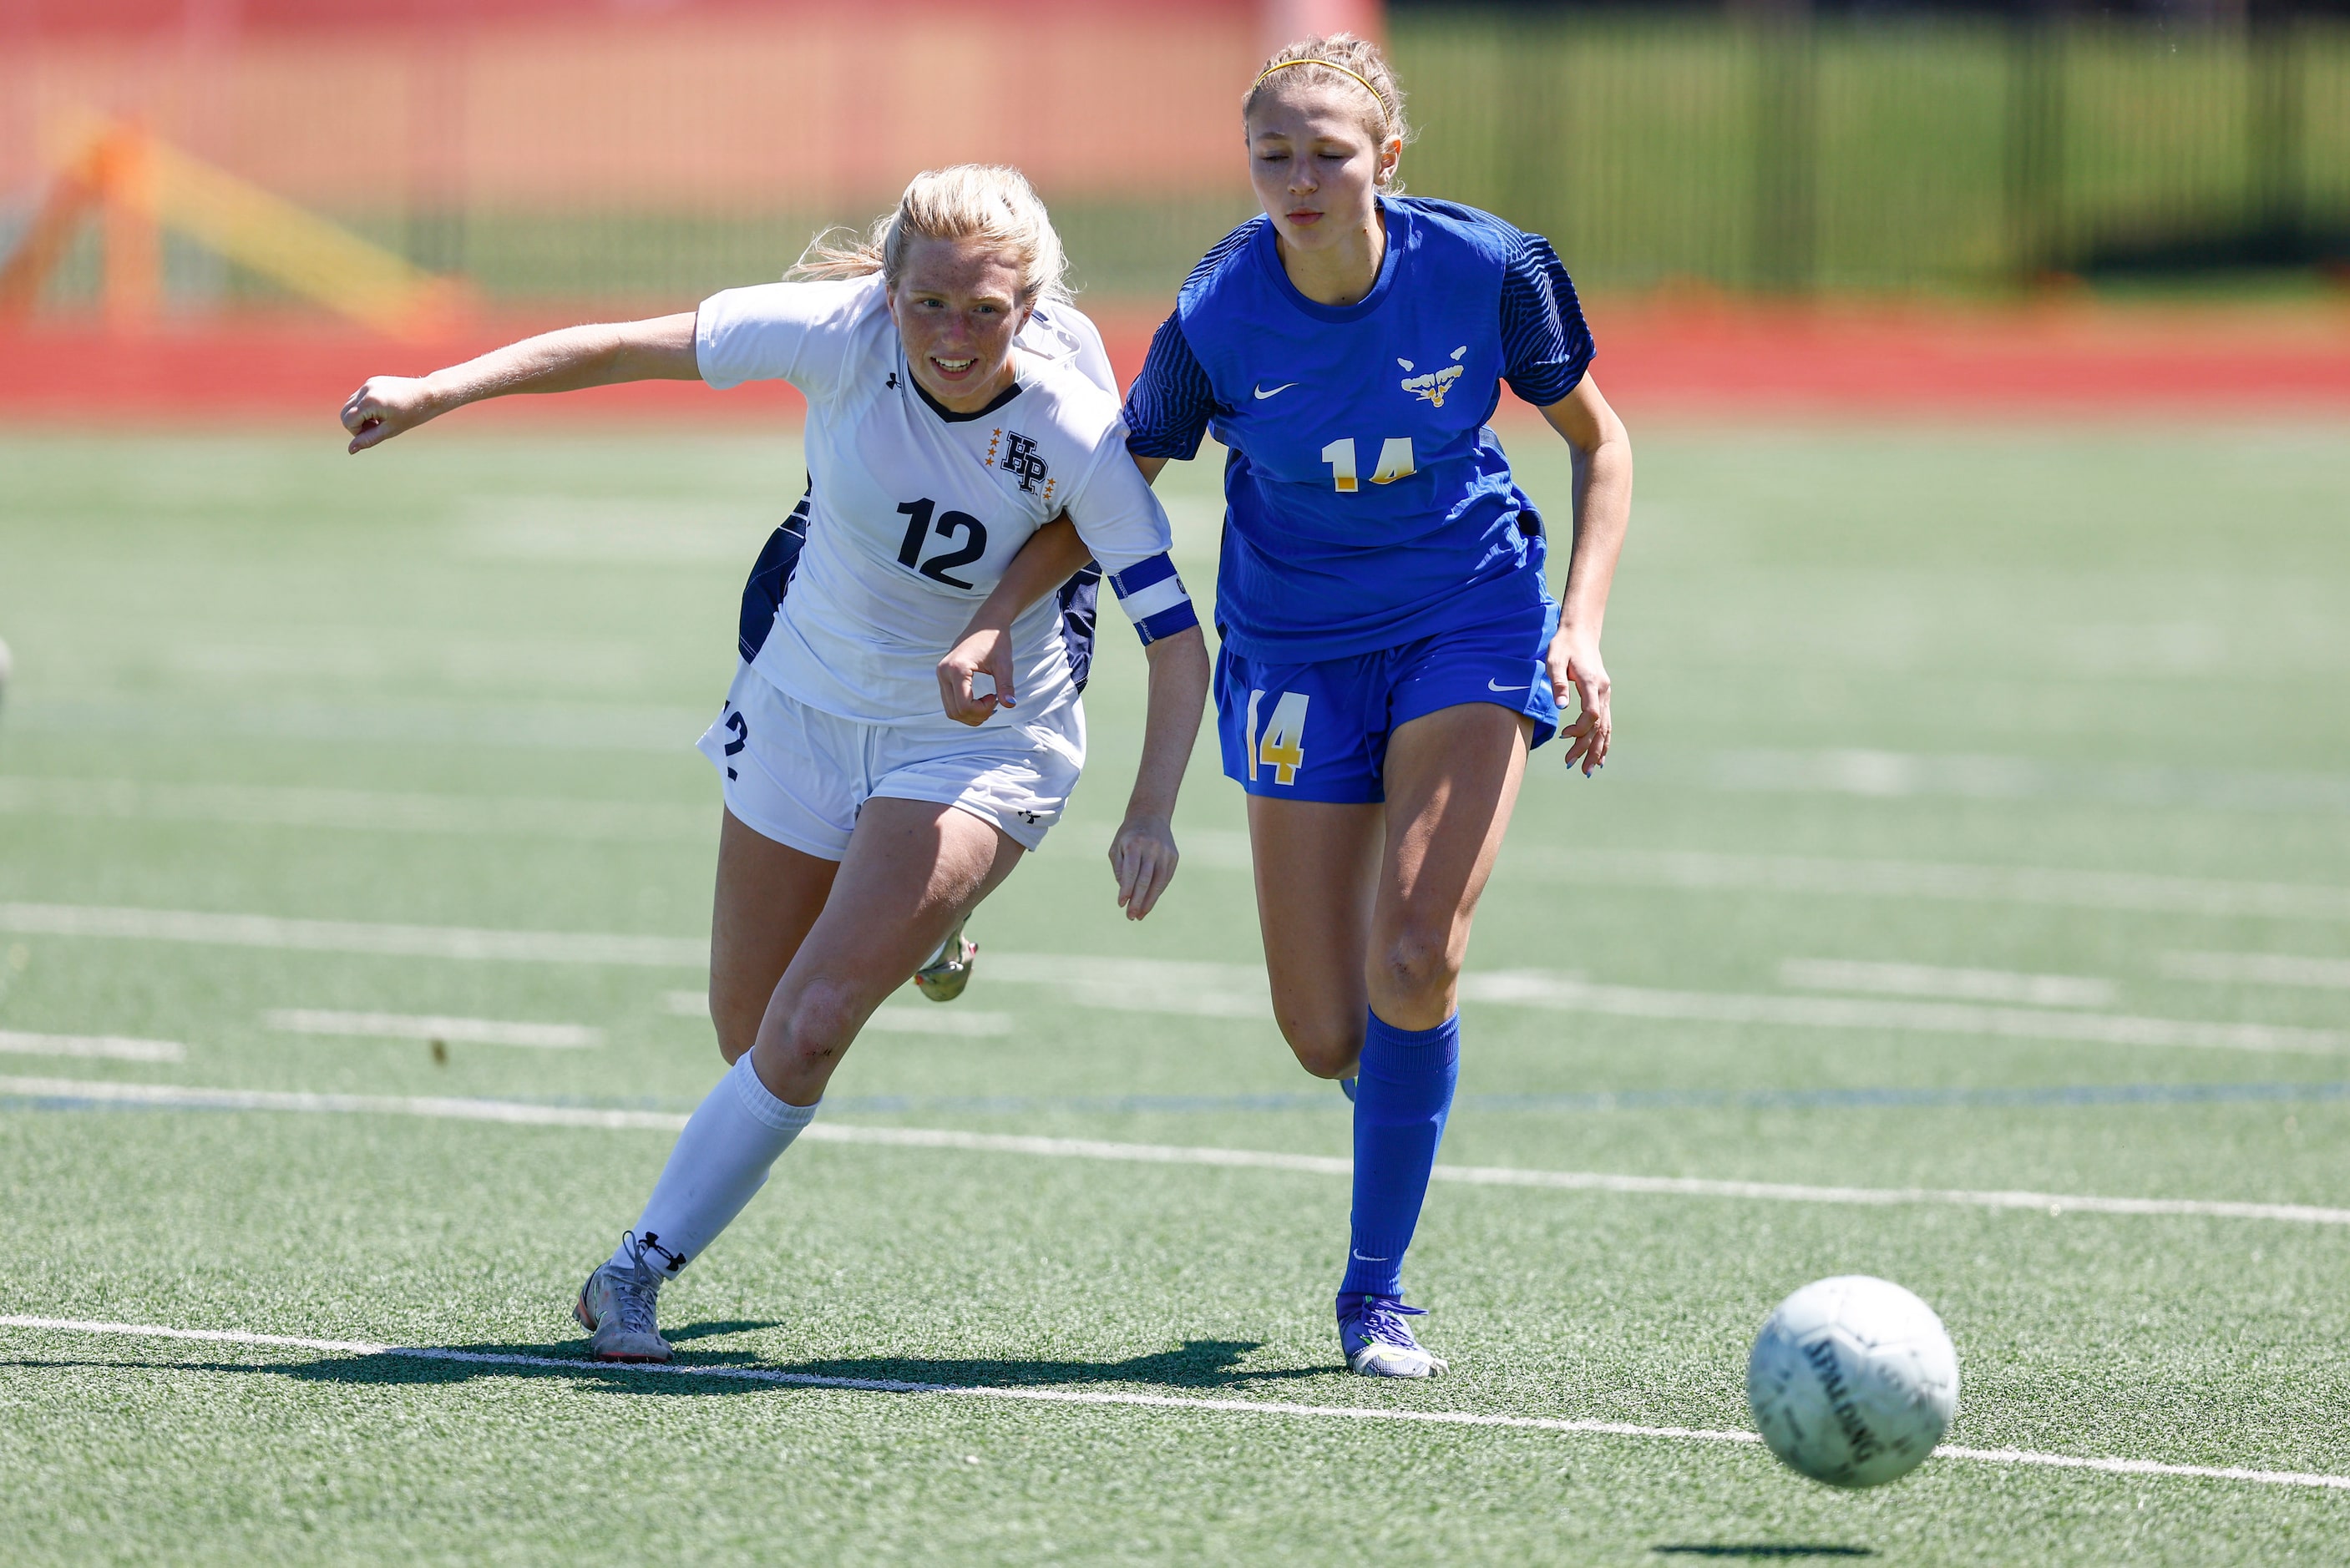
[
  {"x1": 1055, "y1": 563, "x2": 1102, "y2": 693},
  {"x1": 737, "y1": 478, "x2": 813, "y2": 662},
  {"x1": 1123, "y1": 197, "x2": 1593, "y2": 665}
]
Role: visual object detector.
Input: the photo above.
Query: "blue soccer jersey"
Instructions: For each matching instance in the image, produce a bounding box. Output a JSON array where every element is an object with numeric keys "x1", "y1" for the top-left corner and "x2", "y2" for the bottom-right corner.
[{"x1": 1124, "y1": 196, "x2": 1593, "y2": 663}]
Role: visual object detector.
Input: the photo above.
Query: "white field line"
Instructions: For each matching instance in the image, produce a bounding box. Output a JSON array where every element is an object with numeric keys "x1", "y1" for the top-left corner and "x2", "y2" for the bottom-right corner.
[
  {"x1": 985, "y1": 953, "x2": 2342, "y2": 1056},
  {"x1": 663, "y1": 989, "x2": 1015, "y2": 1038},
  {"x1": 4, "y1": 1316, "x2": 2344, "y2": 1494},
  {"x1": 0, "y1": 1077, "x2": 689, "y2": 1131},
  {"x1": 0, "y1": 903, "x2": 705, "y2": 969},
  {"x1": 2165, "y1": 951, "x2": 2350, "y2": 991},
  {"x1": 8, "y1": 1075, "x2": 2350, "y2": 1228},
  {"x1": 35, "y1": 771, "x2": 2320, "y2": 924},
  {"x1": 1213, "y1": 836, "x2": 2350, "y2": 925},
  {"x1": 1779, "y1": 959, "x2": 2117, "y2": 1009},
  {"x1": 1515, "y1": 848, "x2": 2350, "y2": 924},
  {"x1": 860, "y1": 1009, "x2": 1017, "y2": 1039},
  {"x1": 1701, "y1": 747, "x2": 2350, "y2": 817},
  {"x1": 984, "y1": 953, "x2": 1271, "y2": 1019},
  {"x1": 0, "y1": 776, "x2": 706, "y2": 843},
  {"x1": 261, "y1": 1010, "x2": 603, "y2": 1050},
  {"x1": 0, "y1": 1031, "x2": 184, "y2": 1064},
  {"x1": 1458, "y1": 972, "x2": 2345, "y2": 1056},
  {"x1": 4, "y1": 700, "x2": 704, "y2": 755},
  {"x1": 0, "y1": 900, "x2": 2319, "y2": 1055}
]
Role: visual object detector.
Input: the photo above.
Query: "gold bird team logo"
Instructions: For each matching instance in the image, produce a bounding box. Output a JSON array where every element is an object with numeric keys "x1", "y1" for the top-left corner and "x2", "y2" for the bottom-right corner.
[{"x1": 1398, "y1": 346, "x2": 1468, "y2": 407}]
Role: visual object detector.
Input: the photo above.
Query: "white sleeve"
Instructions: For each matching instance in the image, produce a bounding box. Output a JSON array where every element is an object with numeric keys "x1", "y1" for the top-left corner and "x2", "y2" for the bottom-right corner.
[
  {"x1": 1061, "y1": 427, "x2": 1199, "y2": 645},
  {"x1": 695, "y1": 279, "x2": 872, "y2": 401},
  {"x1": 1019, "y1": 303, "x2": 1118, "y2": 398}
]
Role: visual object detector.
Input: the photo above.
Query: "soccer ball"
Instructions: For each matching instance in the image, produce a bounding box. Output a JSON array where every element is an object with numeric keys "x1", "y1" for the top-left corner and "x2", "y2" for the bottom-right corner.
[{"x1": 1746, "y1": 1275, "x2": 1957, "y2": 1488}]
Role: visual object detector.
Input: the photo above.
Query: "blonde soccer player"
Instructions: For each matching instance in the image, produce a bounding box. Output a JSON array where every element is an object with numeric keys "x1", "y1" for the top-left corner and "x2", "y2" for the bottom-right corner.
[
  {"x1": 958, "y1": 38, "x2": 1632, "y2": 1378},
  {"x1": 341, "y1": 166, "x2": 1210, "y2": 1362}
]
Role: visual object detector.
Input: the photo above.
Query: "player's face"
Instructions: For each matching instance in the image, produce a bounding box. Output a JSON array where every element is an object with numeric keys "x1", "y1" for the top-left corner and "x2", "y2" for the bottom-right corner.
[
  {"x1": 888, "y1": 238, "x2": 1034, "y2": 412},
  {"x1": 1245, "y1": 85, "x2": 1397, "y2": 253}
]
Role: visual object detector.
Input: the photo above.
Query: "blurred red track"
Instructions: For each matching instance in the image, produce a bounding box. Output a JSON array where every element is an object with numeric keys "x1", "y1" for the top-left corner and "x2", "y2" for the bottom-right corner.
[{"x1": 5, "y1": 300, "x2": 2350, "y2": 426}]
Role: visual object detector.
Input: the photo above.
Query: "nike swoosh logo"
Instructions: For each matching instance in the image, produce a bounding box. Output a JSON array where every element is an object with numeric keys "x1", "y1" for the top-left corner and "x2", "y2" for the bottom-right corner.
[
  {"x1": 1253, "y1": 382, "x2": 1299, "y2": 400},
  {"x1": 1487, "y1": 679, "x2": 1528, "y2": 693}
]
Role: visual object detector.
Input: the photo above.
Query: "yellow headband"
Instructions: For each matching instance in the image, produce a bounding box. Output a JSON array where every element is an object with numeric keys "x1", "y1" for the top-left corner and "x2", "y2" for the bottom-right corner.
[{"x1": 1253, "y1": 57, "x2": 1391, "y2": 129}]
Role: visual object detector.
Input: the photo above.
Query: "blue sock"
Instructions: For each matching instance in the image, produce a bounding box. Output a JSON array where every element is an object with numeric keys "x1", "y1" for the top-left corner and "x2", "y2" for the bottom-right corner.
[{"x1": 1339, "y1": 1009, "x2": 1461, "y2": 1300}]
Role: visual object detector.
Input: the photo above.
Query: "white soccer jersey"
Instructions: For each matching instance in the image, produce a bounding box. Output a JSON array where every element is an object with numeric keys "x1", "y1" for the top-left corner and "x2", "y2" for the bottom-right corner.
[{"x1": 696, "y1": 275, "x2": 1193, "y2": 731}]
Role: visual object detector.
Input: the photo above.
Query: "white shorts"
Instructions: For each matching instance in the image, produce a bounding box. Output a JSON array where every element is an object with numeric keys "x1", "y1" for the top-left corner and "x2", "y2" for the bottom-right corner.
[{"x1": 696, "y1": 662, "x2": 1085, "y2": 859}]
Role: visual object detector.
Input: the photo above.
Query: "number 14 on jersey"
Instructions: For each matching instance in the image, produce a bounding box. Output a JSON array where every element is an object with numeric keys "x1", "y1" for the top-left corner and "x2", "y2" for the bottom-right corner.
[{"x1": 1319, "y1": 437, "x2": 1416, "y2": 493}]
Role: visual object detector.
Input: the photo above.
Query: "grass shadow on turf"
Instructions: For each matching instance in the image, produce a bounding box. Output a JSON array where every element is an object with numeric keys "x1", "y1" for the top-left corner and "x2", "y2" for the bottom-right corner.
[
  {"x1": 663, "y1": 1318, "x2": 786, "y2": 1344},
  {"x1": 3, "y1": 1336, "x2": 1323, "y2": 1397},
  {"x1": 772, "y1": 1339, "x2": 1326, "y2": 1391},
  {"x1": 1653, "y1": 1549, "x2": 1876, "y2": 1560}
]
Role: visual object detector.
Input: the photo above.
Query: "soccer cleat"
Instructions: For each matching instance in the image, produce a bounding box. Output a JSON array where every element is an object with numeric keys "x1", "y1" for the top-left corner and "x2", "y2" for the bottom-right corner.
[
  {"x1": 574, "y1": 1234, "x2": 672, "y2": 1363},
  {"x1": 912, "y1": 911, "x2": 978, "y2": 1002},
  {"x1": 1337, "y1": 1292, "x2": 1447, "y2": 1378}
]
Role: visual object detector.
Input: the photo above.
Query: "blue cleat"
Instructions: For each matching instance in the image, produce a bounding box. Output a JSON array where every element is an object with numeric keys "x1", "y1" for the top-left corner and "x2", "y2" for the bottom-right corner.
[{"x1": 1337, "y1": 1292, "x2": 1447, "y2": 1378}]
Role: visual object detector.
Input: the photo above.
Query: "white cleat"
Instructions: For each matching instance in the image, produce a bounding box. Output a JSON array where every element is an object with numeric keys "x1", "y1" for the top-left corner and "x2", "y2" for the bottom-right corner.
[
  {"x1": 913, "y1": 911, "x2": 977, "y2": 1003},
  {"x1": 574, "y1": 1235, "x2": 672, "y2": 1363},
  {"x1": 1337, "y1": 1293, "x2": 1448, "y2": 1378}
]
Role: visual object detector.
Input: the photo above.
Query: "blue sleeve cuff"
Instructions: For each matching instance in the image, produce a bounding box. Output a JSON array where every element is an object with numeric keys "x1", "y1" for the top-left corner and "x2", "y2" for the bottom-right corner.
[
  {"x1": 1499, "y1": 230, "x2": 1595, "y2": 407},
  {"x1": 1122, "y1": 315, "x2": 1218, "y2": 461}
]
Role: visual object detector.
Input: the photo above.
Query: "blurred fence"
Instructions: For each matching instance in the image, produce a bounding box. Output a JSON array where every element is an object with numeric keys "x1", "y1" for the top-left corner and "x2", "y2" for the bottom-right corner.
[
  {"x1": 0, "y1": 0, "x2": 1268, "y2": 317},
  {"x1": 1400, "y1": 10, "x2": 2350, "y2": 293},
  {"x1": 4, "y1": 3, "x2": 2348, "y2": 323}
]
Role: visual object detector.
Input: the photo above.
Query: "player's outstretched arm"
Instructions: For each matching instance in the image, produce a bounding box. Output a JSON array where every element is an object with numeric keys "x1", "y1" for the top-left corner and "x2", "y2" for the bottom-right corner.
[
  {"x1": 340, "y1": 312, "x2": 701, "y2": 453},
  {"x1": 1539, "y1": 374, "x2": 1633, "y2": 776},
  {"x1": 936, "y1": 518, "x2": 1093, "y2": 726},
  {"x1": 1110, "y1": 624, "x2": 1208, "y2": 921}
]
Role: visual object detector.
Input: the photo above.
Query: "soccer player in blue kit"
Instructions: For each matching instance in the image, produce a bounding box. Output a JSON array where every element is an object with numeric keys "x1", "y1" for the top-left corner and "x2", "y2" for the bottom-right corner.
[{"x1": 956, "y1": 34, "x2": 1632, "y2": 1377}]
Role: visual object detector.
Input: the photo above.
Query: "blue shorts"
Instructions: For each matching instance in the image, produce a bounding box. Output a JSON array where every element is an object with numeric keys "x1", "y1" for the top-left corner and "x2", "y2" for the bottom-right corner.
[{"x1": 1215, "y1": 599, "x2": 1561, "y2": 804}]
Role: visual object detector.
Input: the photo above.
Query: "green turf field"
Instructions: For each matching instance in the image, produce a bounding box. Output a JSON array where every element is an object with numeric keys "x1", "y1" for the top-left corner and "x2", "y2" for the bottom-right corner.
[{"x1": 2, "y1": 422, "x2": 2347, "y2": 1564}]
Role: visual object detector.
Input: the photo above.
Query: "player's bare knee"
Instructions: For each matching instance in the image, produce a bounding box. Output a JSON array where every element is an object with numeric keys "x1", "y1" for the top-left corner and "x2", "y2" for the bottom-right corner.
[
  {"x1": 776, "y1": 979, "x2": 865, "y2": 1068},
  {"x1": 1374, "y1": 924, "x2": 1460, "y2": 1012},
  {"x1": 1278, "y1": 1012, "x2": 1364, "y2": 1079}
]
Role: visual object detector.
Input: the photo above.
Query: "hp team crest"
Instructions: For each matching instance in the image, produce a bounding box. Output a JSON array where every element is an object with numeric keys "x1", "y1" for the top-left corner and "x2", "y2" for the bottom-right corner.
[{"x1": 1000, "y1": 431, "x2": 1051, "y2": 493}]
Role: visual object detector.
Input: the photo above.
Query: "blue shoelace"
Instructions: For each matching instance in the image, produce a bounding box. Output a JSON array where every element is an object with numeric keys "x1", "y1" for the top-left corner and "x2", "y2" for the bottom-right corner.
[{"x1": 1340, "y1": 1293, "x2": 1427, "y2": 1347}]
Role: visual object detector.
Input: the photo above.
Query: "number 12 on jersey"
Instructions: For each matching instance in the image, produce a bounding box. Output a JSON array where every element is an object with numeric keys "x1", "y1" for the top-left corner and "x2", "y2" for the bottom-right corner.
[
  {"x1": 894, "y1": 498, "x2": 989, "y2": 589},
  {"x1": 1319, "y1": 437, "x2": 1416, "y2": 493}
]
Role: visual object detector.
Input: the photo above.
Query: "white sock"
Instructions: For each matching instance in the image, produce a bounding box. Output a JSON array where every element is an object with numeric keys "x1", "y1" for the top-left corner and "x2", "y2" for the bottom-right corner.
[{"x1": 610, "y1": 1053, "x2": 817, "y2": 1277}]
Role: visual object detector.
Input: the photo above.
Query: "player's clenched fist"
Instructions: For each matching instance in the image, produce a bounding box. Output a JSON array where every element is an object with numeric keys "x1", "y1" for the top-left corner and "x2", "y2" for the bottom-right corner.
[
  {"x1": 341, "y1": 376, "x2": 439, "y2": 453},
  {"x1": 936, "y1": 625, "x2": 1017, "y2": 726}
]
